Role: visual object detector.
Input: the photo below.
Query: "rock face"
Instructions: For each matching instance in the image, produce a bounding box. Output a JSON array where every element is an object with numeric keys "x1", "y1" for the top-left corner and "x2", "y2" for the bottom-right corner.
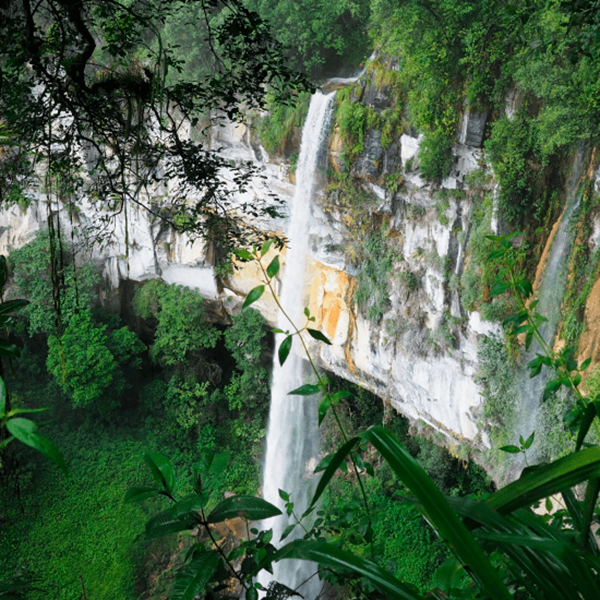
[{"x1": 3, "y1": 69, "x2": 596, "y2": 456}]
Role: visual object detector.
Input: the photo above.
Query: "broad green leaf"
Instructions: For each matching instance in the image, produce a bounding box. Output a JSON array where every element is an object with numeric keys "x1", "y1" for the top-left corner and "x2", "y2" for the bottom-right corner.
[
  {"x1": 206, "y1": 495, "x2": 282, "y2": 523},
  {"x1": 0, "y1": 299, "x2": 29, "y2": 316},
  {"x1": 278, "y1": 489, "x2": 290, "y2": 501},
  {"x1": 144, "y1": 452, "x2": 176, "y2": 494},
  {"x1": 288, "y1": 383, "x2": 320, "y2": 396},
  {"x1": 280, "y1": 524, "x2": 296, "y2": 541},
  {"x1": 0, "y1": 256, "x2": 7, "y2": 290},
  {"x1": 543, "y1": 379, "x2": 561, "y2": 401},
  {"x1": 260, "y1": 239, "x2": 274, "y2": 256},
  {"x1": 581, "y1": 477, "x2": 600, "y2": 549},
  {"x1": 576, "y1": 402, "x2": 600, "y2": 451},
  {"x1": 523, "y1": 431, "x2": 535, "y2": 449},
  {"x1": 362, "y1": 427, "x2": 512, "y2": 600},
  {"x1": 266, "y1": 255, "x2": 280, "y2": 278},
  {"x1": 145, "y1": 508, "x2": 198, "y2": 540},
  {"x1": 490, "y1": 282, "x2": 509, "y2": 297},
  {"x1": 246, "y1": 587, "x2": 258, "y2": 600},
  {"x1": 6, "y1": 407, "x2": 49, "y2": 418},
  {"x1": 580, "y1": 357, "x2": 592, "y2": 372},
  {"x1": 318, "y1": 394, "x2": 332, "y2": 426},
  {"x1": 0, "y1": 339, "x2": 21, "y2": 359},
  {"x1": 433, "y1": 557, "x2": 464, "y2": 594},
  {"x1": 0, "y1": 435, "x2": 14, "y2": 450},
  {"x1": 499, "y1": 445, "x2": 521, "y2": 454},
  {"x1": 307, "y1": 328, "x2": 332, "y2": 345},
  {"x1": 124, "y1": 486, "x2": 159, "y2": 503},
  {"x1": 274, "y1": 540, "x2": 425, "y2": 600},
  {"x1": 313, "y1": 453, "x2": 333, "y2": 473},
  {"x1": 0, "y1": 377, "x2": 5, "y2": 414},
  {"x1": 172, "y1": 494, "x2": 209, "y2": 515},
  {"x1": 278, "y1": 335, "x2": 292, "y2": 365},
  {"x1": 333, "y1": 390, "x2": 352, "y2": 401},
  {"x1": 310, "y1": 437, "x2": 359, "y2": 508},
  {"x1": 242, "y1": 285, "x2": 265, "y2": 310},
  {"x1": 6, "y1": 417, "x2": 68, "y2": 477},
  {"x1": 486, "y1": 446, "x2": 600, "y2": 514},
  {"x1": 233, "y1": 249, "x2": 254, "y2": 261},
  {"x1": 170, "y1": 550, "x2": 220, "y2": 600}
]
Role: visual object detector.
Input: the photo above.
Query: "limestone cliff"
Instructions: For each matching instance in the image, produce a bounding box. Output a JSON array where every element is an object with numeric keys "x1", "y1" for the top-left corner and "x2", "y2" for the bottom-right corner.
[{"x1": 3, "y1": 66, "x2": 600, "y2": 469}]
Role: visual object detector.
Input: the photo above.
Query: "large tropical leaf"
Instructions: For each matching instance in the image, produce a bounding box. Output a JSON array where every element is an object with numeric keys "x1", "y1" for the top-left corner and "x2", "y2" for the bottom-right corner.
[
  {"x1": 361, "y1": 427, "x2": 512, "y2": 600},
  {"x1": 144, "y1": 452, "x2": 176, "y2": 495},
  {"x1": 144, "y1": 507, "x2": 199, "y2": 540},
  {"x1": 309, "y1": 437, "x2": 359, "y2": 509},
  {"x1": 206, "y1": 495, "x2": 282, "y2": 523},
  {"x1": 170, "y1": 550, "x2": 220, "y2": 600},
  {"x1": 275, "y1": 539, "x2": 425, "y2": 600},
  {"x1": 486, "y1": 446, "x2": 600, "y2": 514},
  {"x1": 6, "y1": 417, "x2": 68, "y2": 477},
  {"x1": 0, "y1": 299, "x2": 29, "y2": 316}
]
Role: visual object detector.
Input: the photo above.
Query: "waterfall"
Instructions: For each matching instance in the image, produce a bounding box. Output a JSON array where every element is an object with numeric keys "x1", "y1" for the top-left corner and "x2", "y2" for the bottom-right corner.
[
  {"x1": 511, "y1": 148, "x2": 585, "y2": 472},
  {"x1": 259, "y1": 91, "x2": 335, "y2": 598}
]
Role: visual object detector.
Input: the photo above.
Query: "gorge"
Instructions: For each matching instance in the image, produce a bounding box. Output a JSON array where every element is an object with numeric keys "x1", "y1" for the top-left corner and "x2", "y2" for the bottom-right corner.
[{"x1": 4, "y1": 1, "x2": 600, "y2": 598}]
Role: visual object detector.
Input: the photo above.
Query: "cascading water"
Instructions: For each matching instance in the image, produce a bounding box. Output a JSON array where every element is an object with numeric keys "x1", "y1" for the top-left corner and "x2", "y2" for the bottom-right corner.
[
  {"x1": 511, "y1": 149, "x2": 585, "y2": 472},
  {"x1": 259, "y1": 91, "x2": 335, "y2": 598}
]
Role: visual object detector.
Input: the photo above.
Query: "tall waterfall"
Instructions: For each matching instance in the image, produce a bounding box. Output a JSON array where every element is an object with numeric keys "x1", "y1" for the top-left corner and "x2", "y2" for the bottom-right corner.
[{"x1": 259, "y1": 91, "x2": 335, "y2": 597}]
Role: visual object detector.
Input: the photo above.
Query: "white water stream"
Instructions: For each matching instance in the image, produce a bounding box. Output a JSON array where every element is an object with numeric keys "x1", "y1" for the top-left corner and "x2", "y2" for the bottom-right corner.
[
  {"x1": 259, "y1": 91, "x2": 335, "y2": 598},
  {"x1": 511, "y1": 149, "x2": 585, "y2": 474}
]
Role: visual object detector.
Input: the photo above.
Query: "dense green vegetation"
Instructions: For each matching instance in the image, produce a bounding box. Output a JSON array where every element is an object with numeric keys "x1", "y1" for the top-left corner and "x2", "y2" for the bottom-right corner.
[
  {"x1": 5, "y1": 1, "x2": 600, "y2": 599},
  {"x1": 0, "y1": 234, "x2": 273, "y2": 598},
  {"x1": 246, "y1": 0, "x2": 371, "y2": 77}
]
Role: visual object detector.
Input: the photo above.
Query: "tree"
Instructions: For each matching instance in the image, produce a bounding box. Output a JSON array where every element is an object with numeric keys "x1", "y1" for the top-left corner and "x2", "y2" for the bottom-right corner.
[{"x1": 0, "y1": 0, "x2": 313, "y2": 252}]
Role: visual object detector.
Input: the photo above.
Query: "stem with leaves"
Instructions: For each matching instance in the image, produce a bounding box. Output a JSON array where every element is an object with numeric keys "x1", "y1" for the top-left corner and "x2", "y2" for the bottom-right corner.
[{"x1": 235, "y1": 241, "x2": 376, "y2": 558}]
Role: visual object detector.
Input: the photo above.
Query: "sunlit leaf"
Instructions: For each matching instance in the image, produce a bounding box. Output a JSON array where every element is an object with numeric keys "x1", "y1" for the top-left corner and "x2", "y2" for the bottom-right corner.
[
  {"x1": 242, "y1": 285, "x2": 265, "y2": 310},
  {"x1": 260, "y1": 239, "x2": 273, "y2": 256},
  {"x1": 233, "y1": 249, "x2": 254, "y2": 261},
  {"x1": 6, "y1": 417, "x2": 68, "y2": 477}
]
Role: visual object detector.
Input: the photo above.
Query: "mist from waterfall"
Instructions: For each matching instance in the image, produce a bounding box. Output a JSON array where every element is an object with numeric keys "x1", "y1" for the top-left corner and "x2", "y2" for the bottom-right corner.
[{"x1": 258, "y1": 91, "x2": 335, "y2": 598}]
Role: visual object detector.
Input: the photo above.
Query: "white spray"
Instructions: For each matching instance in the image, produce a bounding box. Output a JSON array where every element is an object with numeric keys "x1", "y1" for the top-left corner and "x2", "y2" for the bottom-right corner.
[{"x1": 259, "y1": 91, "x2": 335, "y2": 598}]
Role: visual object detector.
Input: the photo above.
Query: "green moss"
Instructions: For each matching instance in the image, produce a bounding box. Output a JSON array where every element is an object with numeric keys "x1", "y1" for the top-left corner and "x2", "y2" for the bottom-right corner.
[{"x1": 258, "y1": 92, "x2": 311, "y2": 156}]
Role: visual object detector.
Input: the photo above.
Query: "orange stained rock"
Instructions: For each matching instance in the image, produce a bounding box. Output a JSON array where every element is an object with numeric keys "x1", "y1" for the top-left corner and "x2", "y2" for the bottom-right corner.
[{"x1": 578, "y1": 273, "x2": 600, "y2": 374}]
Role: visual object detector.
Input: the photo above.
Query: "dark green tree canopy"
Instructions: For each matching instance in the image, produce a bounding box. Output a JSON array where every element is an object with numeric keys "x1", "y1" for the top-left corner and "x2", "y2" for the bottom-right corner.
[{"x1": 0, "y1": 0, "x2": 313, "y2": 247}]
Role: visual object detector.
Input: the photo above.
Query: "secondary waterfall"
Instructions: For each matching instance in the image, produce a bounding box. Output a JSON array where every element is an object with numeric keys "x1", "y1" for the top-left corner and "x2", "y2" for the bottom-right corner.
[
  {"x1": 512, "y1": 148, "x2": 585, "y2": 471},
  {"x1": 259, "y1": 91, "x2": 335, "y2": 597}
]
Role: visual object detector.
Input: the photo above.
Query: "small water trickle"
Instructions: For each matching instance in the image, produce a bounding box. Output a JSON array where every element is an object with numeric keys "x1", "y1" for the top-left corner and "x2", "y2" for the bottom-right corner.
[{"x1": 258, "y1": 91, "x2": 335, "y2": 598}]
